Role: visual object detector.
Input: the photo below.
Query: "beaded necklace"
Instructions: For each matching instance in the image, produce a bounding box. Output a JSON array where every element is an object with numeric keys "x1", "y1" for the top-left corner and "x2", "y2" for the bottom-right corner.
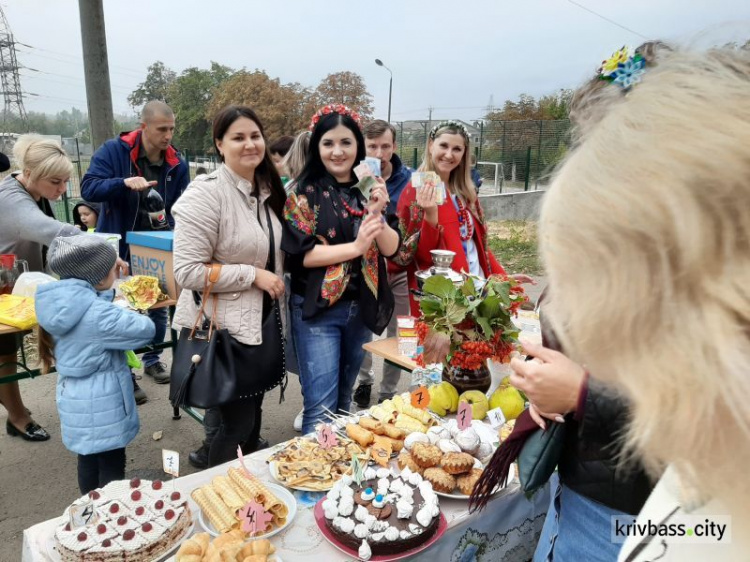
[{"x1": 327, "y1": 184, "x2": 367, "y2": 218}]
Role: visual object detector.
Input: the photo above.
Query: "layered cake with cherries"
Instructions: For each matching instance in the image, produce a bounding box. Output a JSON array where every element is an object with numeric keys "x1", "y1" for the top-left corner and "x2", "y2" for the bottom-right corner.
[
  {"x1": 54, "y1": 478, "x2": 192, "y2": 562},
  {"x1": 321, "y1": 465, "x2": 440, "y2": 560}
]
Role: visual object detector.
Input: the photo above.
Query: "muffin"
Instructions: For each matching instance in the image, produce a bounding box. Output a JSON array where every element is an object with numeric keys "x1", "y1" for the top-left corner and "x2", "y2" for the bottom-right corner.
[
  {"x1": 439, "y1": 452, "x2": 475, "y2": 475},
  {"x1": 410, "y1": 442, "x2": 442, "y2": 469},
  {"x1": 423, "y1": 467, "x2": 456, "y2": 494},
  {"x1": 397, "y1": 451, "x2": 424, "y2": 475},
  {"x1": 456, "y1": 468, "x2": 484, "y2": 495}
]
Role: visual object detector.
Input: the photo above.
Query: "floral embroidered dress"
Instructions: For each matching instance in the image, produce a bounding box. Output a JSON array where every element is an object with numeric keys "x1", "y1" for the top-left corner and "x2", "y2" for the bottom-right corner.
[
  {"x1": 396, "y1": 181, "x2": 506, "y2": 316},
  {"x1": 282, "y1": 176, "x2": 412, "y2": 334}
]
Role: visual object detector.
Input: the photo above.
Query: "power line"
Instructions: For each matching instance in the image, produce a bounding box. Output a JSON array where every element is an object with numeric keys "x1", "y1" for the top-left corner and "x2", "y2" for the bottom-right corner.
[
  {"x1": 564, "y1": 0, "x2": 648, "y2": 40},
  {"x1": 15, "y1": 41, "x2": 145, "y2": 76}
]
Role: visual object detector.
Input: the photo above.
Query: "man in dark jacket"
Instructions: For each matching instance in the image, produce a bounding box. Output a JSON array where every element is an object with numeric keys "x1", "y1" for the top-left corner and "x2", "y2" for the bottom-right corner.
[
  {"x1": 82, "y1": 101, "x2": 189, "y2": 395},
  {"x1": 351, "y1": 120, "x2": 412, "y2": 409}
]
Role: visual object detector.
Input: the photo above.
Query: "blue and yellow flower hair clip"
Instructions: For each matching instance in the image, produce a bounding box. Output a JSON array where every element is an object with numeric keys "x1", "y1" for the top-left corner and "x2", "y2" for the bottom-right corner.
[{"x1": 598, "y1": 46, "x2": 647, "y2": 90}]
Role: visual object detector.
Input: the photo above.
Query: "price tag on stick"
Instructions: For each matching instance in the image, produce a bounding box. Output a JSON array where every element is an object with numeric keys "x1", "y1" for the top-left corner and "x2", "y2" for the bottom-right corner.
[
  {"x1": 69, "y1": 500, "x2": 99, "y2": 529},
  {"x1": 486, "y1": 407, "x2": 507, "y2": 429},
  {"x1": 162, "y1": 449, "x2": 179, "y2": 477},
  {"x1": 316, "y1": 424, "x2": 338, "y2": 449},
  {"x1": 410, "y1": 385, "x2": 430, "y2": 410},
  {"x1": 457, "y1": 402, "x2": 473, "y2": 430},
  {"x1": 239, "y1": 500, "x2": 273, "y2": 535}
]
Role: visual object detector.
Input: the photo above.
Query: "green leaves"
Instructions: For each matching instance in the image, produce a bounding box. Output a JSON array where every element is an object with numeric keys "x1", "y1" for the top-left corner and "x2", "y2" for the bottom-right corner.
[{"x1": 423, "y1": 275, "x2": 456, "y2": 300}]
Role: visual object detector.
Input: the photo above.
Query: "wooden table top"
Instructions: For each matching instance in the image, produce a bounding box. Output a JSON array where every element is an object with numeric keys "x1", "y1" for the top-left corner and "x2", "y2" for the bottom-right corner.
[{"x1": 362, "y1": 337, "x2": 417, "y2": 372}]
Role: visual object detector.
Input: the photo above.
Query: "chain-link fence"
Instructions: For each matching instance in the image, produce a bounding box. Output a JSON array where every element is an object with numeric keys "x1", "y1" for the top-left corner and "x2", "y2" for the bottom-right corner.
[{"x1": 394, "y1": 119, "x2": 571, "y2": 194}]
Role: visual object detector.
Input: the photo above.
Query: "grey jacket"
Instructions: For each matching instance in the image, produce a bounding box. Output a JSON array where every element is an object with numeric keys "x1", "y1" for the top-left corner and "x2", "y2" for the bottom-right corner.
[
  {"x1": 171, "y1": 165, "x2": 285, "y2": 346},
  {"x1": 0, "y1": 173, "x2": 80, "y2": 272}
]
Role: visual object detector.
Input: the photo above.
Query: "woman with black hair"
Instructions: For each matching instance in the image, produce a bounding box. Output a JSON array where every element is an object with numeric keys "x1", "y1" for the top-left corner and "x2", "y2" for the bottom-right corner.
[
  {"x1": 282, "y1": 104, "x2": 408, "y2": 434},
  {"x1": 172, "y1": 105, "x2": 286, "y2": 466}
]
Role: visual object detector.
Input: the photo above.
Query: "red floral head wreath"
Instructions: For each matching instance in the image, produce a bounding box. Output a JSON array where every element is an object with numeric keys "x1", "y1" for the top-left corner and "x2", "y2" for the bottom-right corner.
[{"x1": 309, "y1": 104, "x2": 362, "y2": 131}]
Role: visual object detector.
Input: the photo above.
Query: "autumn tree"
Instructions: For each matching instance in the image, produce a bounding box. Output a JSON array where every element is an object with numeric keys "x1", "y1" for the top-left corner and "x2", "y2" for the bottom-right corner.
[
  {"x1": 314, "y1": 71, "x2": 373, "y2": 119},
  {"x1": 168, "y1": 62, "x2": 234, "y2": 151},
  {"x1": 128, "y1": 61, "x2": 177, "y2": 109},
  {"x1": 207, "y1": 70, "x2": 309, "y2": 141}
]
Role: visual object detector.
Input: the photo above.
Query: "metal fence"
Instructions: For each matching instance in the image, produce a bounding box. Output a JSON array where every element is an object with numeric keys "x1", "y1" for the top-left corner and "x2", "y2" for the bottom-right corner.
[{"x1": 393, "y1": 119, "x2": 571, "y2": 193}]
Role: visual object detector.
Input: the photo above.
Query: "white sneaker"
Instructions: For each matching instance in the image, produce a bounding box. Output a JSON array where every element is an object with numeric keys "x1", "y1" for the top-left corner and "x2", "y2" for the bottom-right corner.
[{"x1": 293, "y1": 409, "x2": 304, "y2": 432}]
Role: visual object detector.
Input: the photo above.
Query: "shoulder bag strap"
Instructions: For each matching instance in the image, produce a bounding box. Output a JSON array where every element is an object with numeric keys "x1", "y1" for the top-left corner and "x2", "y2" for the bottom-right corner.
[{"x1": 188, "y1": 264, "x2": 222, "y2": 339}]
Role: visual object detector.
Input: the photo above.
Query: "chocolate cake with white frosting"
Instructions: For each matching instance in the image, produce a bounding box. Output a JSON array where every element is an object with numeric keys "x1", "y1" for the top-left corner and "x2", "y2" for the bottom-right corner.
[{"x1": 321, "y1": 465, "x2": 440, "y2": 559}]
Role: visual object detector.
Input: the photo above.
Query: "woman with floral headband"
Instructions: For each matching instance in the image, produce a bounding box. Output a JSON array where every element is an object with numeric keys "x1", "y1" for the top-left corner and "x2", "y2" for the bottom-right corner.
[
  {"x1": 282, "y1": 104, "x2": 418, "y2": 434},
  {"x1": 397, "y1": 120, "x2": 534, "y2": 317}
]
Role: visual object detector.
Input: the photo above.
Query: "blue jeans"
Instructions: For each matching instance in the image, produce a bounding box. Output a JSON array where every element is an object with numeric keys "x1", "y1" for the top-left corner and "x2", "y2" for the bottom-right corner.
[
  {"x1": 290, "y1": 293, "x2": 372, "y2": 435},
  {"x1": 142, "y1": 306, "x2": 168, "y2": 367},
  {"x1": 534, "y1": 483, "x2": 628, "y2": 562}
]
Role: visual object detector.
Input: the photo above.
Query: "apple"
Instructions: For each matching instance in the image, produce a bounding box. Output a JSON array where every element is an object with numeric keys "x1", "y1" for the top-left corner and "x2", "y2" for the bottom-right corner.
[
  {"x1": 428, "y1": 385, "x2": 451, "y2": 417},
  {"x1": 458, "y1": 390, "x2": 490, "y2": 420},
  {"x1": 489, "y1": 385, "x2": 525, "y2": 421}
]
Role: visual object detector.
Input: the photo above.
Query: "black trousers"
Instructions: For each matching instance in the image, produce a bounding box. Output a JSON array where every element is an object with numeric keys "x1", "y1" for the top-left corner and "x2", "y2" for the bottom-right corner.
[
  {"x1": 207, "y1": 395, "x2": 262, "y2": 468},
  {"x1": 77, "y1": 447, "x2": 126, "y2": 494}
]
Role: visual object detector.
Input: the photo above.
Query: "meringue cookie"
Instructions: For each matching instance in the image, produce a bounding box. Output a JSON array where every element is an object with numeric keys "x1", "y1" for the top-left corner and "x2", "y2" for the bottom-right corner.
[
  {"x1": 360, "y1": 487, "x2": 375, "y2": 501},
  {"x1": 376, "y1": 467, "x2": 391, "y2": 479},
  {"x1": 322, "y1": 498, "x2": 337, "y2": 512},
  {"x1": 399, "y1": 486, "x2": 414, "y2": 502},
  {"x1": 430, "y1": 503, "x2": 440, "y2": 517},
  {"x1": 358, "y1": 539, "x2": 372, "y2": 561},
  {"x1": 372, "y1": 520, "x2": 389, "y2": 532},
  {"x1": 341, "y1": 475, "x2": 353, "y2": 486},
  {"x1": 324, "y1": 505, "x2": 338, "y2": 520},
  {"x1": 407, "y1": 472, "x2": 423, "y2": 486},
  {"x1": 409, "y1": 523, "x2": 422, "y2": 534},
  {"x1": 416, "y1": 505, "x2": 433, "y2": 527},
  {"x1": 354, "y1": 523, "x2": 369, "y2": 539},
  {"x1": 404, "y1": 432, "x2": 430, "y2": 450},
  {"x1": 328, "y1": 485, "x2": 341, "y2": 501},
  {"x1": 399, "y1": 466, "x2": 413, "y2": 480},
  {"x1": 363, "y1": 467, "x2": 378, "y2": 481},
  {"x1": 339, "y1": 498, "x2": 354, "y2": 516},
  {"x1": 377, "y1": 478, "x2": 390, "y2": 491},
  {"x1": 355, "y1": 504, "x2": 369, "y2": 522},
  {"x1": 364, "y1": 514, "x2": 377, "y2": 530},
  {"x1": 396, "y1": 499, "x2": 414, "y2": 519},
  {"x1": 371, "y1": 532, "x2": 385, "y2": 542},
  {"x1": 372, "y1": 494, "x2": 385, "y2": 509},
  {"x1": 332, "y1": 516, "x2": 346, "y2": 530},
  {"x1": 400, "y1": 530, "x2": 412, "y2": 540},
  {"x1": 338, "y1": 517, "x2": 355, "y2": 533},
  {"x1": 384, "y1": 526, "x2": 400, "y2": 542},
  {"x1": 389, "y1": 479, "x2": 404, "y2": 493}
]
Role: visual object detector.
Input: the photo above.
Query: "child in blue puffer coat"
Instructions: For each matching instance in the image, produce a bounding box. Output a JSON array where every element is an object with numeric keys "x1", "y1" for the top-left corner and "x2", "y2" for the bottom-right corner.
[{"x1": 35, "y1": 235, "x2": 154, "y2": 494}]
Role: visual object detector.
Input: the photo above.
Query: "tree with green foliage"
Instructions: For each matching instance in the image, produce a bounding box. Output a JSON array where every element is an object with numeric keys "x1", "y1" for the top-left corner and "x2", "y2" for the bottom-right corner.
[
  {"x1": 167, "y1": 62, "x2": 234, "y2": 152},
  {"x1": 127, "y1": 61, "x2": 177, "y2": 110}
]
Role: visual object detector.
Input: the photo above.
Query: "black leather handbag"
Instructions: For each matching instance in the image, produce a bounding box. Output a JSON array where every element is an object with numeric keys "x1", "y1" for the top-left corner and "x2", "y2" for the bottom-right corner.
[{"x1": 169, "y1": 205, "x2": 287, "y2": 409}]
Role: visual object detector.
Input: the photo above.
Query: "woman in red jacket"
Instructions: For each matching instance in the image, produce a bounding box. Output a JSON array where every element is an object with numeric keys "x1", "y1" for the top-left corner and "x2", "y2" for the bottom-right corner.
[{"x1": 396, "y1": 121, "x2": 532, "y2": 315}]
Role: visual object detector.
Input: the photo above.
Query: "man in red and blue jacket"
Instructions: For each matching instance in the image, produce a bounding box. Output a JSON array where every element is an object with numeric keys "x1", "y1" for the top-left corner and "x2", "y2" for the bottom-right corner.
[
  {"x1": 82, "y1": 100, "x2": 189, "y2": 261},
  {"x1": 82, "y1": 100, "x2": 189, "y2": 395}
]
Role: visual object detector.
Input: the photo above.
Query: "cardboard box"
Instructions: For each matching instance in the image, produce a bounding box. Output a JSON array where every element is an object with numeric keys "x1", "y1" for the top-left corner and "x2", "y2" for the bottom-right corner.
[{"x1": 126, "y1": 231, "x2": 180, "y2": 301}]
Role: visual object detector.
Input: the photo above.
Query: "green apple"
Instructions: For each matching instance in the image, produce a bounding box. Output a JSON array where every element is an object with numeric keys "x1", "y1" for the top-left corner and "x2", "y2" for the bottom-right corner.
[
  {"x1": 489, "y1": 385, "x2": 525, "y2": 421},
  {"x1": 458, "y1": 390, "x2": 490, "y2": 420},
  {"x1": 440, "y1": 381, "x2": 460, "y2": 413},
  {"x1": 428, "y1": 385, "x2": 451, "y2": 417}
]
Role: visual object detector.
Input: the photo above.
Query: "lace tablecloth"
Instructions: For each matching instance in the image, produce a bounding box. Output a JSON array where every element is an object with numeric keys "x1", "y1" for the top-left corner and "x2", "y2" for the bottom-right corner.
[{"x1": 22, "y1": 447, "x2": 550, "y2": 561}]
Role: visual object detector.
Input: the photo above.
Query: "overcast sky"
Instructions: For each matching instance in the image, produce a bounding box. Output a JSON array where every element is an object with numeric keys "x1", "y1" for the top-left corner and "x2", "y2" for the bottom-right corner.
[{"x1": 5, "y1": 0, "x2": 750, "y2": 123}]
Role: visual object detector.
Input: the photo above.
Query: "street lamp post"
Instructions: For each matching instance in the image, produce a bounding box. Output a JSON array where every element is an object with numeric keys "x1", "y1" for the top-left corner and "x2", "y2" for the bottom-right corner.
[{"x1": 375, "y1": 58, "x2": 392, "y2": 123}]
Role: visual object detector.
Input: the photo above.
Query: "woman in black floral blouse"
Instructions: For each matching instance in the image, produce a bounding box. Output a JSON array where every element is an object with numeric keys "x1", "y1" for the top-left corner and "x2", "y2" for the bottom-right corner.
[{"x1": 282, "y1": 104, "x2": 414, "y2": 434}]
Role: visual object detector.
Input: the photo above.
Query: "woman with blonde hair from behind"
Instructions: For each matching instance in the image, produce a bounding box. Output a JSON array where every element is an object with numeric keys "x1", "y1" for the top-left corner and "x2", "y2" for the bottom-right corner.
[
  {"x1": 538, "y1": 44, "x2": 750, "y2": 560},
  {"x1": 280, "y1": 130, "x2": 310, "y2": 192}
]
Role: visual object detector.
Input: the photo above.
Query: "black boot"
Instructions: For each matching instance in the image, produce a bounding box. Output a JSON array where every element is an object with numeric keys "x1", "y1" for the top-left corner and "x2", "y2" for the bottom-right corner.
[{"x1": 188, "y1": 442, "x2": 209, "y2": 469}]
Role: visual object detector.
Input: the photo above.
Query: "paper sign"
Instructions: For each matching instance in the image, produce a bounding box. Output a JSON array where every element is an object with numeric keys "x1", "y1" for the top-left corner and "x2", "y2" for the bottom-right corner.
[
  {"x1": 486, "y1": 407, "x2": 507, "y2": 429},
  {"x1": 371, "y1": 435, "x2": 393, "y2": 468},
  {"x1": 69, "y1": 500, "x2": 99, "y2": 529},
  {"x1": 162, "y1": 449, "x2": 179, "y2": 477},
  {"x1": 317, "y1": 424, "x2": 338, "y2": 449},
  {"x1": 457, "y1": 402, "x2": 473, "y2": 430},
  {"x1": 410, "y1": 386, "x2": 430, "y2": 410},
  {"x1": 239, "y1": 500, "x2": 273, "y2": 535}
]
